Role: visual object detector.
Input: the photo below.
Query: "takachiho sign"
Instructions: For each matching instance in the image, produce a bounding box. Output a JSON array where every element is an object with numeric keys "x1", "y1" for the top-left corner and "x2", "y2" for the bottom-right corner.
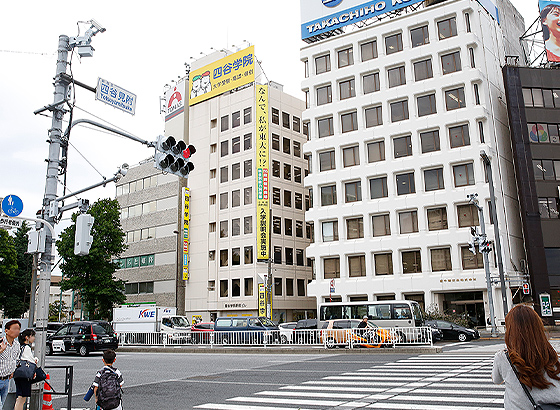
[{"x1": 301, "y1": 0, "x2": 424, "y2": 40}]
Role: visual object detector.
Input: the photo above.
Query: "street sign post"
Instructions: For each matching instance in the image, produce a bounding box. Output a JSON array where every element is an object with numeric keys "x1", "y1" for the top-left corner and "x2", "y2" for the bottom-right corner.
[
  {"x1": 2, "y1": 195, "x2": 23, "y2": 217},
  {"x1": 0, "y1": 216, "x2": 22, "y2": 230},
  {"x1": 540, "y1": 293, "x2": 553, "y2": 317},
  {"x1": 95, "y1": 78, "x2": 136, "y2": 115}
]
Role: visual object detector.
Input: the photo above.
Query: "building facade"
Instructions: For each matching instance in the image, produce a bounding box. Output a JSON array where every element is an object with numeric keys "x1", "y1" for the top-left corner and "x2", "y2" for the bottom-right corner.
[
  {"x1": 301, "y1": 0, "x2": 526, "y2": 326},
  {"x1": 503, "y1": 65, "x2": 560, "y2": 324}
]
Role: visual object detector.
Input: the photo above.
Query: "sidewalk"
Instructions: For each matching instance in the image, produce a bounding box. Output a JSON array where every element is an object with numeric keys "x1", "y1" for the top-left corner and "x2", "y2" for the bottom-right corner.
[{"x1": 478, "y1": 328, "x2": 560, "y2": 340}]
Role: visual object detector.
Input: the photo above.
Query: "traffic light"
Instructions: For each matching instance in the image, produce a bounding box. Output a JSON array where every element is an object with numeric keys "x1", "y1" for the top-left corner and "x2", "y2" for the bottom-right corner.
[
  {"x1": 154, "y1": 135, "x2": 196, "y2": 178},
  {"x1": 522, "y1": 282, "x2": 530, "y2": 295},
  {"x1": 74, "y1": 213, "x2": 95, "y2": 256}
]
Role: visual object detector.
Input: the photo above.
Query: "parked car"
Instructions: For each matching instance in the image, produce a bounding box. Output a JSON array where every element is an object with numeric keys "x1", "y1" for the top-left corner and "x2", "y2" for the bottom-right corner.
[
  {"x1": 191, "y1": 321, "x2": 214, "y2": 344},
  {"x1": 46, "y1": 321, "x2": 118, "y2": 357},
  {"x1": 430, "y1": 326, "x2": 444, "y2": 342},
  {"x1": 46, "y1": 322, "x2": 64, "y2": 336},
  {"x1": 213, "y1": 317, "x2": 280, "y2": 344},
  {"x1": 294, "y1": 318, "x2": 321, "y2": 344},
  {"x1": 425, "y1": 320, "x2": 480, "y2": 342},
  {"x1": 320, "y1": 319, "x2": 394, "y2": 348},
  {"x1": 278, "y1": 322, "x2": 297, "y2": 344}
]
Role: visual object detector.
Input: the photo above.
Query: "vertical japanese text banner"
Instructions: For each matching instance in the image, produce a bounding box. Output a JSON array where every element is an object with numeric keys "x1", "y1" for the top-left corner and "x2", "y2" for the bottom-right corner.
[
  {"x1": 258, "y1": 284, "x2": 266, "y2": 317},
  {"x1": 256, "y1": 85, "x2": 270, "y2": 261},
  {"x1": 182, "y1": 187, "x2": 190, "y2": 280}
]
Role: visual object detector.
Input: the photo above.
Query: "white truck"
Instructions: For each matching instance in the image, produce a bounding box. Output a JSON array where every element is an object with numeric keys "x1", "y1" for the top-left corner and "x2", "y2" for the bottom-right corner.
[{"x1": 112, "y1": 305, "x2": 191, "y2": 344}]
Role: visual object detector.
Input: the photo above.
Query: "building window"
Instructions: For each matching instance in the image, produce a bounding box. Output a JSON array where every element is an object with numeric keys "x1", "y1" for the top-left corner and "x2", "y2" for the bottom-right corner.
[
  {"x1": 209, "y1": 250, "x2": 216, "y2": 261},
  {"x1": 221, "y1": 115, "x2": 229, "y2": 132},
  {"x1": 461, "y1": 246, "x2": 484, "y2": 269},
  {"x1": 244, "y1": 187, "x2": 252, "y2": 205},
  {"x1": 413, "y1": 59, "x2": 433, "y2": 81},
  {"x1": 273, "y1": 216, "x2": 281, "y2": 234},
  {"x1": 232, "y1": 248, "x2": 240, "y2": 266},
  {"x1": 221, "y1": 140, "x2": 228, "y2": 157},
  {"x1": 244, "y1": 107, "x2": 252, "y2": 124},
  {"x1": 306, "y1": 221, "x2": 314, "y2": 242},
  {"x1": 445, "y1": 87, "x2": 466, "y2": 110},
  {"x1": 393, "y1": 136, "x2": 412, "y2": 158},
  {"x1": 396, "y1": 172, "x2": 415, "y2": 195},
  {"x1": 319, "y1": 150, "x2": 335, "y2": 171},
  {"x1": 272, "y1": 133, "x2": 280, "y2": 151},
  {"x1": 449, "y1": 124, "x2": 470, "y2": 148},
  {"x1": 220, "y1": 221, "x2": 228, "y2": 238},
  {"x1": 244, "y1": 133, "x2": 252, "y2": 150},
  {"x1": 284, "y1": 190, "x2": 292, "y2": 208},
  {"x1": 294, "y1": 167, "x2": 302, "y2": 183},
  {"x1": 339, "y1": 78, "x2": 356, "y2": 100},
  {"x1": 244, "y1": 216, "x2": 252, "y2": 234},
  {"x1": 363, "y1": 72, "x2": 380, "y2": 94},
  {"x1": 273, "y1": 277, "x2": 283, "y2": 296},
  {"x1": 538, "y1": 197, "x2": 560, "y2": 218},
  {"x1": 293, "y1": 141, "x2": 301, "y2": 157},
  {"x1": 375, "y1": 253, "x2": 393, "y2": 275},
  {"x1": 274, "y1": 247, "x2": 282, "y2": 264},
  {"x1": 272, "y1": 108, "x2": 279, "y2": 124},
  {"x1": 282, "y1": 112, "x2": 290, "y2": 129},
  {"x1": 272, "y1": 160, "x2": 280, "y2": 177},
  {"x1": 453, "y1": 163, "x2": 475, "y2": 187},
  {"x1": 385, "y1": 33, "x2": 403, "y2": 54},
  {"x1": 293, "y1": 116, "x2": 301, "y2": 133},
  {"x1": 232, "y1": 163, "x2": 240, "y2": 180},
  {"x1": 322, "y1": 220, "x2": 338, "y2": 242},
  {"x1": 458, "y1": 204, "x2": 480, "y2": 227},
  {"x1": 282, "y1": 137, "x2": 290, "y2": 155},
  {"x1": 285, "y1": 219, "x2": 293, "y2": 237},
  {"x1": 533, "y1": 159, "x2": 556, "y2": 180},
  {"x1": 441, "y1": 51, "x2": 461, "y2": 74},
  {"x1": 317, "y1": 85, "x2": 332, "y2": 105},
  {"x1": 388, "y1": 66, "x2": 406, "y2": 88},
  {"x1": 474, "y1": 83, "x2": 480, "y2": 105},
  {"x1": 345, "y1": 181, "x2": 362, "y2": 203},
  {"x1": 315, "y1": 54, "x2": 331, "y2": 74},
  {"x1": 209, "y1": 195, "x2": 216, "y2": 205},
  {"x1": 318, "y1": 117, "x2": 334, "y2": 137},
  {"x1": 425, "y1": 168, "x2": 445, "y2": 191},
  {"x1": 231, "y1": 137, "x2": 240, "y2": 154},
  {"x1": 465, "y1": 12, "x2": 471, "y2": 32},
  {"x1": 297, "y1": 279, "x2": 306, "y2": 296},
  {"x1": 428, "y1": 207, "x2": 448, "y2": 231},
  {"x1": 399, "y1": 210, "x2": 418, "y2": 234},
  {"x1": 324, "y1": 257, "x2": 340, "y2": 279},
  {"x1": 347, "y1": 217, "x2": 364, "y2": 239},
  {"x1": 296, "y1": 249, "x2": 304, "y2": 266},
  {"x1": 437, "y1": 17, "x2": 457, "y2": 39},
  {"x1": 365, "y1": 106, "x2": 383, "y2": 128},
  {"x1": 417, "y1": 94, "x2": 437, "y2": 117},
  {"x1": 296, "y1": 220, "x2": 304, "y2": 238},
  {"x1": 361, "y1": 40, "x2": 377, "y2": 61},
  {"x1": 411, "y1": 25, "x2": 429, "y2": 47},
  {"x1": 284, "y1": 163, "x2": 291, "y2": 180},
  {"x1": 244, "y1": 277, "x2": 253, "y2": 294},
  {"x1": 232, "y1": 190, "x2": 240, "y2": 207},
  {"x1": 469, "y1": 47, "x2": 476, "y2": 68},
  {"x1": 338, "y1": 47, "x2": 354, "y2": 67},
  {"x1": 232, "y1": 111, "x2": 240, "y2": 128},
  {"x1": 390, "y1": 100, "x2": 409, "y2": 122},
  {"x1": 220, "y1": 279, "x2": 228, "y2": 296},
  {"x1": 285, "y1": 248, "x2": 294, "y2": 266},
  {"x1": 367, "y1": 141, "x2": 385, "y2": 163},
  {"x1": 220, "y1": 251, "x2": 228, "y2": 268},
  {"x1": 286, "y1": 278, "x2": 294, "y2": 296},
  {"x1": 303, "y1": 121, "x2": 309, "y2": 138},
  {"x1": 244, "y1": 160, "x2": 252, "y2": 178},
  {"x1": 431, "y1": 248, "x2": 452, "y2": 272},
  {"x1": 370, "y1": 176, "x2": 388, "y2": 199},
  {"x1": 343, "y1": 146, "x2": 359, "y2": 167},
  {"x1": 272, "y1": 187, "x2": 281, "y2": 205},
  {"x1": 420, "y1": 130, "x2": 440, "y2": 153},
  {"x1": 372, "y1": 214, "x2": 390, "y2": 237},
  {"x1": 220, "y1": 193, "x2": 228, "y2": 210},
  {"x1": 348, "y1": 255, "x2": 366, "y2": 277},
  {"x1": 341, "y1": 111, "x2": 358, "y2": 133},
  {"x1": 402, "y1": 250, "x2": 422, "y2": 273}
]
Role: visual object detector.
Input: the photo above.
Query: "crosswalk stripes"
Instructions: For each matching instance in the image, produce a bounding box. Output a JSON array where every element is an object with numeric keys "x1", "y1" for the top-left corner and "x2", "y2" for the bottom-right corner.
[{"x1": 193, "y1": 353, "x2": 505, "y2": 409}]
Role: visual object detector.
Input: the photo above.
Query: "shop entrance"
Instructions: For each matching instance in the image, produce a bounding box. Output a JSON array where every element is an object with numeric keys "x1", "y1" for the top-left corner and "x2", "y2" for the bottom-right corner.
[{"x1": 442, "y1": 291, "x2": 485, "y2": 327}]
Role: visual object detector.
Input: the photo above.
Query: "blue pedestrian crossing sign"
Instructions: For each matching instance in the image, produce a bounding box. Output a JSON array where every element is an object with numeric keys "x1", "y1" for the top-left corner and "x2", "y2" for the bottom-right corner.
[{"x1": 2, "y1": 195, "x2": 23, "y2": 217}]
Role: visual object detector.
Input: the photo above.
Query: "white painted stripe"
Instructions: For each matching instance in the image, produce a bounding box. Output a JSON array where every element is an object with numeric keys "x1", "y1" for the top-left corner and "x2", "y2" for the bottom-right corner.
[
  {"x1": 194, "y1": 404, "x2": 314, "y2": 410},
  {"x1": 227, "y1": 396, "x2": 345, "y2": 406},
  {"x1": 280, "y1": 385, "x2": 385, "y2": 393},
  {"x1": 429, "y1": 383, "x2": 503, "y2": 389},
  {"x1": 367, "y1": 403, "x2": 501, "y2": 410},
  {"x1": 305, "y1": 380, "x2": 405, "y2": 386},
  {"x1": 410, "y1": 389, "x2": 503, "y2": 396},
  {"x1": 391, "y1": 395, "x2": 504, "y2": 404},
  {"x1": 324, "y1": 376, "x2": 410, "y2": 383},
  {"x1": 339, "y1": 375, "x2": 432, "y2": 380},
  {"x1": 256, "y1": 390, "x2": 367, "y2": 399}
]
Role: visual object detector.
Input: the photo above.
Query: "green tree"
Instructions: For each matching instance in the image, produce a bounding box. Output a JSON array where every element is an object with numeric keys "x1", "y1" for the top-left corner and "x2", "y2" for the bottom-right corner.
[
  {"x1": 56, "y1": 198, "x2": 127, "y2": 320},
  {"x1": 49, "y1": 300, "x2": 68, "y2": 322},
  {"x1": 0, "y1": 229, "x2": 19, "y2": 317},
  {"x1": 13, "y1": 222, "x2": 33, "y2": 317}
]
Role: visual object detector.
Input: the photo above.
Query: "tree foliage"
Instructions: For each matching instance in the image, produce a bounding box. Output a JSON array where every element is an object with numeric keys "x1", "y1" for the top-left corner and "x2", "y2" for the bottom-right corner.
[
  {"x1": 424, "y1": 303, "x2": 470, "y2": 328},
  {"x1": 49, "y1": 300, "x2": 68, "y2": 322},
  {"x1": 0, "y1": 229, "x2": 19, "y2": 317},
  {"x1": 56, "y1": 198, "x2": 127, "y2": 320}
]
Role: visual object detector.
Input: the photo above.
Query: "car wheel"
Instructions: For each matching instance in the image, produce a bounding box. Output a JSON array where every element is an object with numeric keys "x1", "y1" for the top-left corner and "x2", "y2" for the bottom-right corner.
[
  {"x1": 78, "y1": 345, "x2": 89, "y2": 357},
  {"x1": 45, "y1": 344, "x2": 53, "y2": 356},
  {"x1": 458, "y1": 332, "x2": 468, "y2": 342},
  {"x1": 325, "y1": 338, "x2": 336, "y2": 349},
  {"x1": 280, "y1": 334, "x2": 288, "y2": 344}
]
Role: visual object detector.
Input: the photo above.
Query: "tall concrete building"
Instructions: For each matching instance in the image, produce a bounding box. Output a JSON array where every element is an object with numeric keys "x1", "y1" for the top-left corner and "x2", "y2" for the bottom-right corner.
[{"x1": 300, "y1": 0, "x2": 527, "y2": 326}]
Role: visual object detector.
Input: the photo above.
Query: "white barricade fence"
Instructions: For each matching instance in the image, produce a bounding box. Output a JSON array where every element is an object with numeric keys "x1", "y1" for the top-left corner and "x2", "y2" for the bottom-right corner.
[{"x1": 117, "y1": 326, "x2": 432, "y2": 348}]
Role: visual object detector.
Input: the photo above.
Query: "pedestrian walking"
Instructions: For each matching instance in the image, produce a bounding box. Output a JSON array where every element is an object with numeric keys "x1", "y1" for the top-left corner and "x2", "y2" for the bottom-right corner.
[
  {"x1": 14, "y1": 329, "x2": 38, "y2": 410},
  {"x1": 357, "y1": 316, "x2": 368, "y2": 329},
  {"x1": 93, "y1": 349, "x2": 123, "y2": 410},
  {"x1": 0, "y1": 320, "x2": 21, "y2": 409},
  {"x1": 492, "y1": 305, "x2": 560, "y2": 409}
]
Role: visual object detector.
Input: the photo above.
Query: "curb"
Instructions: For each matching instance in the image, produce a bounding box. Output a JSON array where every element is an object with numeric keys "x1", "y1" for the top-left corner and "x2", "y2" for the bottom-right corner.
[{"x1": 117, "y1": 346, "x2": 442, "y2": 354}]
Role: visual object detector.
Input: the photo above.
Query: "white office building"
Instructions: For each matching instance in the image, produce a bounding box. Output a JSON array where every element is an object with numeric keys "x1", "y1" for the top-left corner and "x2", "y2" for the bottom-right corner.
[{"x1": 301, "y1": 0, "x2": 527, "y2": 326}]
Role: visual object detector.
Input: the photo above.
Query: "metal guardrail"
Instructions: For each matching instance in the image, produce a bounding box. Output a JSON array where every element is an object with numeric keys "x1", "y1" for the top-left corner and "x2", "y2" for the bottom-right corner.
[
  {"x1": 117, "y1": 327, "x2": 433, "y2": 348},
  {"x1": 44, "y1": 365, "x2": 74, "y2": 410}
]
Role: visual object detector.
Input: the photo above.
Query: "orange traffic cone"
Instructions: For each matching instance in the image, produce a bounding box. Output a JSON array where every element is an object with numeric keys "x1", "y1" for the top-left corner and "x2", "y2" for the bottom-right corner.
[{"x1": 42, "y1": 373, "x2": 53, "y2": 410}]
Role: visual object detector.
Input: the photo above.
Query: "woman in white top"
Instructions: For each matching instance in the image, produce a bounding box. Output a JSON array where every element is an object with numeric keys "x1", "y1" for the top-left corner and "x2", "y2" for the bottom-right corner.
[
  {"x1": 492, "y1": 305, "x2": 560, "y2": 409},
  {"x1": 14, "y1": 329, "x2": 38, "y2": 410}
]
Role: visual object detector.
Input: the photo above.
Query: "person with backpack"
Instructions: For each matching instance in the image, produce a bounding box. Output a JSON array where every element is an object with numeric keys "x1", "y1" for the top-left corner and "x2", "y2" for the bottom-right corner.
[{"x1": 93, "y1": 350, "x2": 123, "y2": 410}]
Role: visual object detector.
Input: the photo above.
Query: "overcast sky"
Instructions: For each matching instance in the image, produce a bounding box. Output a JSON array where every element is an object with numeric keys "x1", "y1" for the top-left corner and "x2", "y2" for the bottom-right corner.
[{"x1": 0, "y1": 0, "x2": 539, "y2": 246}]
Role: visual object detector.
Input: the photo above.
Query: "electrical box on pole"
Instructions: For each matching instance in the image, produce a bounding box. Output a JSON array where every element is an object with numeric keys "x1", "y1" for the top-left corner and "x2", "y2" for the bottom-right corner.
[
  {"x1": 27, "y1": 229, "x2": 46, "y2": 254},
  {"x1": 74, "y1": 214, "x2": 94, "y2": 256},
  {"x1": 154, "y1": 135, "x2": 196, "y2": 178}
]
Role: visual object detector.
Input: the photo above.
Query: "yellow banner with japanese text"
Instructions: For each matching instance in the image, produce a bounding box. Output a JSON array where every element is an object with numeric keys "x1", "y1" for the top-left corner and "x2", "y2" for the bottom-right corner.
[{"x1": 258, "y1": 283, "x2": 266, "y2": 317}]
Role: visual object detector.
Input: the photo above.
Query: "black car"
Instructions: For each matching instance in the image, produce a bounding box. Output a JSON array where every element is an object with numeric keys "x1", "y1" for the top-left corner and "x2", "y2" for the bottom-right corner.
[
  {"x1": 425, "y1": 320, "x2": 480, "y2": 342},
  {"x1": 294, "y1": 318, "x2": 321, "y2": 344},
  {"x1": 46, "y1": 321, "x2": 118, "y2": 357}
]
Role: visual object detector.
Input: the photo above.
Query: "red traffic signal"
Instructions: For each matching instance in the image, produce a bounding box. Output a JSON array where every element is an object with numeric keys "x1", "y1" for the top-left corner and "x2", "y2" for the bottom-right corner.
[
  {"x1": 522, "y1": 283, "x2": 530, "y2": 295},
  {"x1": 182, "y1": 144, "x2": 196, "y2": 159}
]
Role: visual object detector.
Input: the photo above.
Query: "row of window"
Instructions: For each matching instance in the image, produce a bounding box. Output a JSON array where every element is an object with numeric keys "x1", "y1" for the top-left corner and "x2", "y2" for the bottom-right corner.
[
  {"x1": 212, "y1": 246, "x2": 310, "y2": 268},
  {"x1": 213, "y1": 188, "x2": 253, "y2": 209},
  {"x1": 271, "y1": 188, "x2": 310, "y2": 210},
  {"x1": 216, "y1": 277, "x2": 308, "y2": 298},
  {"x1": 528, "y1": 123, "x2": 560, "y2": 144},
  {"x1": 310, "y1": 50, "x2": 475, "y2": 107},
  {"x1": 125, "y1": 281, "x2": 154, "y2": 295},
  {"x1": 312, "y1": 204, "x2": 480, "y2": 244},
  {"x1": 219, "y1": 133, "x2": 252, "y2": 156},
  {"x1": 533, "y1": 159, "x2": 560, "y2": 181},
  {"x1": 316, "y1": 163, "x2": 477, "y2": 206},
  {"x1": 539, "y1": 197, "x2": 560, "y2": 219},
  {"x1": 217, "y1": 160, "x2": 253, "y2": 182},
  {"x1": 522, "y1": 88, "x2": 560, "y2": 109},
  {"x1": 213, "y1": 217, "x2": 253, "y2": 237},
  {"x1": 116, "y1": 175, "x2": 159, "y2": 196},
  {"x1": 271, "y1": 162, "x2": 304, "y2": 183},
  {"x1": 321, "y1": 244, "x2": 485, "y2": 278},
  {"x1": 306, "y1": 16, "x2": 463, "y2": 76},
  {"x1": 220, "y1": 107, "x2": 252, "y2": 132},
  {"x1": 220, "y1": 107, "x2": 304, "y2": 135},
  {"x1": 121, "y1": 201, "x2": 157, "y2": 219}
]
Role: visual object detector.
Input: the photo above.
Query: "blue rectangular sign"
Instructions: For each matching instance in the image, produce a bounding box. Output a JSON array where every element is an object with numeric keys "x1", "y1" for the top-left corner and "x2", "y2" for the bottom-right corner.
[
  {"x1": 302, "y1": 0, "x2": 424, "y2": 40},
  {"x1": 95, "y1": 78, "x2": 137, "y2": 115}
]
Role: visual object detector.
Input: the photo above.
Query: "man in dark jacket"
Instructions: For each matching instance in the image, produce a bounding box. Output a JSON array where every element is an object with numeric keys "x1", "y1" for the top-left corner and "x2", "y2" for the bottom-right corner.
[{"x1": 357, "y1": 316, "x2": 368, "y2": 329}]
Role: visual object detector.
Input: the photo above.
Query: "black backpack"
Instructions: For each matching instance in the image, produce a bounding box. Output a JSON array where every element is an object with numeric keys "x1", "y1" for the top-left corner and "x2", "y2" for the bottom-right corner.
[{"x1": 97, "y1": 368, "x2": 121, "y2": 410}]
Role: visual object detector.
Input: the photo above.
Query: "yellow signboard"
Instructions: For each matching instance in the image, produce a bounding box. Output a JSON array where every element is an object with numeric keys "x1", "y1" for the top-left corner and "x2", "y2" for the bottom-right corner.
[
  {"x1": 188, "y1": 46, "x2": 255, "y2": 106},
  {"x1": 182, "y1": 187, "x2": 190, "y2": 280},
  {"x1": 256, "y1": 84, "x2": 270, "y2": 261},
  {"x1": 258, "y1": 283, "x2": 266, "y2": 317}
]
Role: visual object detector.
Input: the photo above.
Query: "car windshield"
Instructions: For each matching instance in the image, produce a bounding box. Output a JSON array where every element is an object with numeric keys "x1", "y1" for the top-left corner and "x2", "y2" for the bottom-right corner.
[
  {"x1": 171, "y1": 317, "x2": 189, "y2": 327},
  {"x1": 259, "y1": 317, "x2": 276, "y2": 327}
]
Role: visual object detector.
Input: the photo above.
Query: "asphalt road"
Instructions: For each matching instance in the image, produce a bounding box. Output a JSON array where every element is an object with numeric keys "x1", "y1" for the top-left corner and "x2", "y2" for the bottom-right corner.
[{"x1": 45, "y1": 339, "x2": 512, "y2": 410}]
